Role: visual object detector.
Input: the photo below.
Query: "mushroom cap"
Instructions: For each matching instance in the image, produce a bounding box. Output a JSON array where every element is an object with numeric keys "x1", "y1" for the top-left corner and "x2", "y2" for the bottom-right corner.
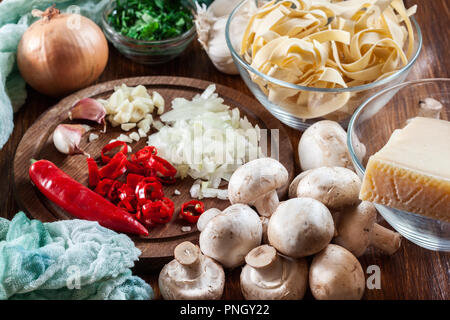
[
  {"x1": 199, "y1": 204, "x2": 262, "y2": 268},
  {"x1": 268, "y1": 198, "x2": 334, "y2": 258},
  {"x1": 197, "y1": 208, "x2": 222, "y2": 232},
  {"x1": 240, "y1": 245, "x2": 308, "y2": 300},
  {"x1": 158, "y1": 242, "x2": 225, "y2": 300},
  {"x1": 288, "y1": 170, "x2": 311, "y2": 198},
  {"x1": 298, "y1": 120, "x2": 353, "y2": 171},
  {"x1": 296, "y1": 166, "x2": 361, "y2": 210},
  {"x1": 228, "y1": 158, "x2": 288, "y2": 205},
  {"x1": 309, "y1": 244, "x2": 365, "y2": 300},
  {"x1": 333, "y1": 201, "x2": 377, "y2": 257}
]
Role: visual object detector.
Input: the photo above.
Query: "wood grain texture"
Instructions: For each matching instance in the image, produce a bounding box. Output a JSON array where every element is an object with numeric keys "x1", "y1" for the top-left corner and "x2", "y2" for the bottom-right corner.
[
  {"x1": 1, "y1": 0, "x2": 449, "y2": 300},
  {"x1": 13, "y1": 76, "x2": 294, "y2": 264}
]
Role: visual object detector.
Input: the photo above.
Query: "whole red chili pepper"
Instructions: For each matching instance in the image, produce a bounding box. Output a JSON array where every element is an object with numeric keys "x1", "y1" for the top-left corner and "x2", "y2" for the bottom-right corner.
[
  {"x1": 101, "y1": 141, "x2": 128, "y2": 164},
  {"x1": 180, "y1": 200, "x2": 205, "y2": 223},
  {"x1": 29, "y1": 160, "x2": 148, "y2": 236}
]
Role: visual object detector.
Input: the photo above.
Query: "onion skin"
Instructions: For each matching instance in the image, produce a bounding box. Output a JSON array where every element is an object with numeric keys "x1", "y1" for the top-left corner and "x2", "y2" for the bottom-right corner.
[{"x1": 17, "y1": 8, "x2": 109, "y2": 97}]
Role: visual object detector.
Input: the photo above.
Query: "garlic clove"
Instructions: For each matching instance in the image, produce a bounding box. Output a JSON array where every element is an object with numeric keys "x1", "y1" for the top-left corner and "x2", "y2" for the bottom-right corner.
[
  {"x1": 53, "y1": 124, "x2": 90, "y2": 157},
  {"x1": 68, "y1": 98, "x2": 107, "y2": 132}
]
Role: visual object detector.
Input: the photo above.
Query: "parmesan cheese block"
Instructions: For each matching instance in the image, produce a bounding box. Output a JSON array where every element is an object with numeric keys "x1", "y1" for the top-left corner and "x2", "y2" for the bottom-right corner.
[{"x1": 360, "y1": 117, "x2": 450, "y2": 222}]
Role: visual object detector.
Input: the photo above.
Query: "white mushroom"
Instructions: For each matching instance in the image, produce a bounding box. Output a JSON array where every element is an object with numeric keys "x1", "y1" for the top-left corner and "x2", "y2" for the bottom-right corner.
[
  {"x1": 298, "y1": 120, "x2": 354, "y2": 171},
  {"x1": 228, "y1": 158, "x2": 289, "y2": 217},
  {"x1": 296, "y1": 167, "x2": 361, "y2": 210},
  {"x1": 158, "y1": 241, "x2": 225, "y2": 300},
  {"x1": 197, "y1": 208, "x2": 222, "y2": 232},
  {"x1": 199, "y1": 204, "x2": 262, "y2": 268},
  {"x1": 309, "y1": 244, "x2": 365, "y2": 300},
  {"x1": 240, "y1": 245, "x2": 308, "y2": 300},
  {"x1": 333, "y1": 201, "x2": 402, "y2": 257},
  {"x1": 260, "y1": 216, "x2": 269, "y2": 244},
  {"x1": 268, "y1": 198, "x2": 334, "y2": 258},
  {"x1": 288, "y1": 170, "x2": 311, "y2": 198}
]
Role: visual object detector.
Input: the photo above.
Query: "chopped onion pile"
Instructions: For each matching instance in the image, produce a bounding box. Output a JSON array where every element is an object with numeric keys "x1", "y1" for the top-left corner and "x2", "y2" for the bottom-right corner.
[{"x1": 147, "y1": 85, "x2": 263, "y2": 199}]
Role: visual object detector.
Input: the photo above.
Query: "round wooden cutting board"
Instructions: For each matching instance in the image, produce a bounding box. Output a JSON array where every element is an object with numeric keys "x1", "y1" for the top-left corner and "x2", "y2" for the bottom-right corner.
[{"x1": 13, "y1": 76, "x2": 294, "y2": 266}]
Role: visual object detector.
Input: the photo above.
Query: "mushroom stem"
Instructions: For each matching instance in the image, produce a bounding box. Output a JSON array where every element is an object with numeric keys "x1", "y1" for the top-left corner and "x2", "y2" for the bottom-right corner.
[
  {"x1": 245, "y1": 245, "x2": 283, "y2": 282},
  {"x1": 254, "y1": 190, "x2": 279, "y2": 217},
  {"x1": 369, "y1": 223, "x2": 402, "y2": 255},
  {"x1": 174, "y1": 241, "x2": 202, "y2": 279}
]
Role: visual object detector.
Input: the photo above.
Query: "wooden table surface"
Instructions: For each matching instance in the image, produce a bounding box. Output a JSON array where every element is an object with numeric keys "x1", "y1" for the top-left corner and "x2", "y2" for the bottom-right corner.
[{"x1": 1, "y1": 0, "x2": 449, "y2": 300}]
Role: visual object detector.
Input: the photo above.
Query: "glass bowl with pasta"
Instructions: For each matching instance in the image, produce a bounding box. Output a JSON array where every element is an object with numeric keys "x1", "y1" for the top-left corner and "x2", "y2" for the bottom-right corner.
[{"x1": 225, "y1": 0, "x2": 422, "y2": 130}]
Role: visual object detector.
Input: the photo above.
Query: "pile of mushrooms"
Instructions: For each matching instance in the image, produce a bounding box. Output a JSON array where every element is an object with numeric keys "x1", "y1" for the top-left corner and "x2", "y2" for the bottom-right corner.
[{"x1": 158, "y1": 126, "x2": 402, "y2": 299}]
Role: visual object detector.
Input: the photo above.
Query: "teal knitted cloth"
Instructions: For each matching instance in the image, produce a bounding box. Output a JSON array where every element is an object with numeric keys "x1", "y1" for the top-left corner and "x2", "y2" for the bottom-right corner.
[{"x1": 0, "y1": 212, "x2": 153, "y2": 300}]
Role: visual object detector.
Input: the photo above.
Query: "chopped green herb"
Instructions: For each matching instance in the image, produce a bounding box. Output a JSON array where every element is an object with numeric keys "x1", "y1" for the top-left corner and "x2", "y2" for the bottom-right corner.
[{"x1": 108, "y1": 0, "x2": 194, "y2": 41}]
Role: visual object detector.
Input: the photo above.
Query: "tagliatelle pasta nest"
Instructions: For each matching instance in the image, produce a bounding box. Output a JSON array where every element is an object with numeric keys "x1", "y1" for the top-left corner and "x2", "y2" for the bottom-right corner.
[{"x1": 240, "y1": 0, "x2": 417, "y2": 120}]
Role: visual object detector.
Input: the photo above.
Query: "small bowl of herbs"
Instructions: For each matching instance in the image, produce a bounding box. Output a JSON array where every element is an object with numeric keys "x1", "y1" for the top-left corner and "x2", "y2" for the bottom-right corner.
[{"x1": 102, "y1": 0, "x2": 197, "y2": 64}]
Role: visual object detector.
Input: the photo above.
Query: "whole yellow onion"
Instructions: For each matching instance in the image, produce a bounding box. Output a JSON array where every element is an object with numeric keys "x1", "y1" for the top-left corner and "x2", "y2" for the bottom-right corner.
[{"x1": 17, "y1": 6, "x2": 109, "y2": 97}]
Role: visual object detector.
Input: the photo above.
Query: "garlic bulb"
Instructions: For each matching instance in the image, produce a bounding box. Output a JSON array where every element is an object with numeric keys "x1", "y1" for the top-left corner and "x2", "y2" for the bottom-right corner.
[{"x1": 195, "y1": 0, "x2": 256, "y2": 75}]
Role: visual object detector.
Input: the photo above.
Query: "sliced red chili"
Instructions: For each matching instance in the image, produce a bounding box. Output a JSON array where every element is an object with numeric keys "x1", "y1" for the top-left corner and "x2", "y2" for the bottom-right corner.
[
  {"x1": 131, "y1": 146, "x2": 157, "y2": 164},
  {"x1": 95, "y1": 179, "x2": 115, "y2": 197},
  {"x1": 107, "y1": 181, "x2": 123, "y2": 203},
  {"x1": 180, "y1": 200, "x2": 205, "y2": 224},
  {"x1": 125, "y1": 160, "x2": 146, "y2": 175},
  {"x1": 87, "y1": 157, "x2": 100, "y2": 188},
  {"x1": 147, "y1": 155, "x2": 177, "y2": 178},
  {"x1": 101, "y1": 141, "x2": 128, "y2": 164},
  {"x1": 126, "y1": 173, "x2": 145, "y2": 190},
  {"x1": 118, "y1": 184, "x2": 135, "y2": 202},
  {"x1": 118, "y1": 199, "x2": 135, "y2": 213},
  {"x1": 141, "y1": 197, "x2": 174, "y2": 224},
  {"x1": 99, "y1": 152, "x2": 128, "y2": 180},
  {"x1": 135, "y1": 177, "x2": 164, "y2": 204}
]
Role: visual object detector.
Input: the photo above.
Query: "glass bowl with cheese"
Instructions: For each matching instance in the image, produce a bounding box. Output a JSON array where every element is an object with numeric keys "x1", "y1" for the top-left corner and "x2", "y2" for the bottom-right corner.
[
  {"x1": 226, "y1": 0, "x2": 422, "y2": 130},
  {"x1": 348, "y1": 78, "x2": 450, "y2": 251}
]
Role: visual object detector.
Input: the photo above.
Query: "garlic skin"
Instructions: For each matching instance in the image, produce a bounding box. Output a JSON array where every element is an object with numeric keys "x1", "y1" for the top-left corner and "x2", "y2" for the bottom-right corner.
[
  {"x1": 53, "y1": 124, "x2": 91, "y2": 156},
  {"x1": 69, "y1": 98, "x2": 107, "y2": 132},
  {"x1": 195, "y1": 0, "x2": 256, "y2": 75}
]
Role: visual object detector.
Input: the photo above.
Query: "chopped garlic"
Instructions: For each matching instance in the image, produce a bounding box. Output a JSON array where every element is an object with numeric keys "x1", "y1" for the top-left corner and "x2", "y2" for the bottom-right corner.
[
  {"x1": 102, "y1": 84, "x2": 163, "y2": 126},
  {"x1": 152, "y1": 91, "x2": 165, "y2": 115},
  {"x1": 117, "y1": 134, "x2": 133, "y2": 143},
  {"x1": 137, "y1": 118, "x2": 152, "y2": 134},
  {"x1": 127, "y1": 145, "x2": 132, "y2": 153},
  {"x1": 107, "y1": 115, "x2": 120, "y2": 127},
  {"x1": 181, "y1": 226, "x2": 192, "y2": 232},
  {"x1": 153, "y1": 120, "x2": 164, "y2": 131},
  {"x1": 138, "y1": 128, "x2": 147, "y2": 138},
  {"x1": 129, "y1": 132, "x2": 140, "y2": 142},
  {"x1": 121, "y1": 123, "x2": 136, "y2": 131},
  {"x1": 174, "y1": 189, "x2": 181, "y2": 196},
  {"x1": 88, "y1": 133, "x2": 99, "y2": 142}
]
